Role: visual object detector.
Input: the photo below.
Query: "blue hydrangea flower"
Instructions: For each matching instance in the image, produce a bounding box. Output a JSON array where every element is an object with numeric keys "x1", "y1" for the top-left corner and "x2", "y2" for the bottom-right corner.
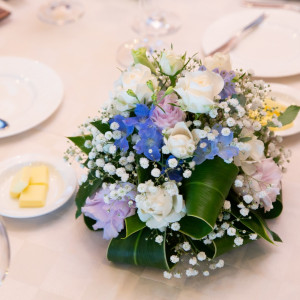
[
  {"x1": 109, "y1": 115, "x2": 134, "y2": 152},
  {"x1": 193, "y1": 125, "x2": 239, "y2": 165},
  {"x1": 123, "y1": 104, "x2": 155, "y2": 132},
  {"x1": 134, "y1": 127, "x2": 163, "y2": 161}
]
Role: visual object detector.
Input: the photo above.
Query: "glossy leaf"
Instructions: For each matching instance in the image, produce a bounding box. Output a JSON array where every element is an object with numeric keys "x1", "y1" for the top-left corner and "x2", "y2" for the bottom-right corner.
[
  {"x1": 68, "y1": 135, "x2": 92, "y2": 155},
  {"x1": 180, "y1": 158, "x2": 239, "y2": 239},
  {"x1": 107, "y1": 228, "x2": 172, "y2": 270},
  {"x1": 90, "y1": 121, "x2": 110, "y2": 134},
  {"x1": 124, "y1": 214, "x2": 146, "y2": 238},
  {"x1": 278, "y1": 105, "x2": 300, "y2": 126},
  {"x1": 75, "y1": 173, "x2": 102, "y2": 218},
  {"x1": 259, "y1": 192, "x2": 282, "y2": 219}
]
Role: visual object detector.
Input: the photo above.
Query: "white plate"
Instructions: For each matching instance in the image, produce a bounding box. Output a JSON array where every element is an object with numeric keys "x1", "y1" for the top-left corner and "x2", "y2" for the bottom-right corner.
[
  {"x1": 0, "y1": 57, "x2": 64, "y2": 138},
  {"x1": 0, "y1": 154, "x2": 77, "y2": 218},
  {"x1": 202, "y1": 9, "x2": 300, "y2": 78},
  {"x1": 268, "y1": 83, "x2": 300, "y2": 137}
]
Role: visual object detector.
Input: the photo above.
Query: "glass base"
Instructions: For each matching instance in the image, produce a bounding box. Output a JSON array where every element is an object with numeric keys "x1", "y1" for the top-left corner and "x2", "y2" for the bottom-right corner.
[
  {"x1": 132, "y1": 11, "x2": 181, "y2": 36},
  {"x1": 116, "y1": 37, "x2": 166, "y2": 68},
  {"x1": 38, "y1": 1, "x2": 84, "y2": 25}
]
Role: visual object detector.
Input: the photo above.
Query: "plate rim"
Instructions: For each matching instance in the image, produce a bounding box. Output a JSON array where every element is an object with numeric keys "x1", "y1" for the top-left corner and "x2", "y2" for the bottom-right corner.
[
  {"x1": 202, "y1": 8, "x2": 300, "y2": 78},
  {"x1": 0, "y1": 56, "x2": 64, "y2": 138},
  {"x1": 0, "y1": 153, "x2": 77, "y2": 219}
]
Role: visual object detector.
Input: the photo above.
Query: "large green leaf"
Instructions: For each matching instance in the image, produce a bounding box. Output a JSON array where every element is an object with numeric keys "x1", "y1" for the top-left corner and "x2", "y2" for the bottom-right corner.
[
  {"x1": 278, "y1": 105, "x2": 300, "y2": 126},
  {"x1": 68, "y1": 135, "x2": 92, "y2": 155},
  {"x1": 75, "y1": 173, "x2": 102, "y2": 218},
  {"x1": 179, "y1": 158, "x2": 238, "y2": 239},
  {"x1": 107, "y1": 228, "x2": 172, "y2": 270},
  {"x1": 124, "y1": 214, "x2": 146, "y2": 238},
  {"x1": 90, "y1": 121, "x2": 110, "y2": 134}
]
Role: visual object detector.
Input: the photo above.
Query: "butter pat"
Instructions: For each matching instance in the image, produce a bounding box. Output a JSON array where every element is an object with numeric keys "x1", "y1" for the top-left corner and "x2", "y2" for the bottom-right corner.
[
  {"x1": 10, "y1": 166, "x2": 31, "y2": 198},
  {"x1": 19, "y1": 185, "x2": 48, "y2": 208},
  {"x1": 30, "y1": 165, "x2": 49, "y2": 186}
]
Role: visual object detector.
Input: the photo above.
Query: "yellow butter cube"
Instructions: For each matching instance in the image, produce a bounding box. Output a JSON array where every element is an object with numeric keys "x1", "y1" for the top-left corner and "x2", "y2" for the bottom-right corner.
[
  {"x1": 30, "y1": 165, "x2": 49, "y2": 186},
  {"x1": 10, "y1": 166, "x2": 31, "y2": 198},
  {"x1": 19, "y1": 185, "x2": 48, "y2": 208}
]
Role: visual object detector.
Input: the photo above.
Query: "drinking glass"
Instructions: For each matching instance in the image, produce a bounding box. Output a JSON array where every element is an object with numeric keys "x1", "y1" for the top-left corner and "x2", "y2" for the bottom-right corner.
[
  {"x1": 38, "y1": 1, "x2": 84, "y2": 25},
  {"x1": 0, "y1": 217, "x2": 10, "y2": 285},
  {"x1": 116, "y1": 0, "x2": 181, "y2": 67}
]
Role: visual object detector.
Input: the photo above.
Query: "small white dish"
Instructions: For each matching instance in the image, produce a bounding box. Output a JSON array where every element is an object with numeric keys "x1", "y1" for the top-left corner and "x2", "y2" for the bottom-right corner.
[
  {"x1": 0, "y1": 154, "x2": 77, "y2": 218},
  {"x1": 268, "y1": 83, "x2": 300, "y2": 137},
  {"x1": 202, "y1": 9, "x2": 300, "y2": 78},
  {"x1": 0, "y1": 57, "x2": 64, "y2": 138}
]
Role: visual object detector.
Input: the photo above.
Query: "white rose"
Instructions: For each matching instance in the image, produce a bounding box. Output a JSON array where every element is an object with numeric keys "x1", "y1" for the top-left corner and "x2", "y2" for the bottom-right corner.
[
  {"x1": 174, "y1": 70, "x2": 224, "y2": 113},
  {"x1": 113, "y1": 64, "x2": 158, "y2": 111},
  {"x1": 204, "y1": 52, "x2": 232, "y2": 72},
  {"x1": 159, "y1": 51, "x2": 185, "y2": 76},
  {"x1": 136, "y1": 182, "x2": 186, "y2": 230},
  {"x1": 165, "y1": 122, "x2": 197, "y2": 159}
]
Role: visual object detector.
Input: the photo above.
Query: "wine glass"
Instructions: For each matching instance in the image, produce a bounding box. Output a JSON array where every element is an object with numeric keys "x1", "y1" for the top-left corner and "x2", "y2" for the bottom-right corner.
[
  {"x1": 0, "y1": 217, "x2": 10, "y2": 285},
  {"x1": 38, "y1": 1, "x2": 84, "y2": 25},
  {"x1": 116, "y1": 0, "x2": 181, "y2": 67}
]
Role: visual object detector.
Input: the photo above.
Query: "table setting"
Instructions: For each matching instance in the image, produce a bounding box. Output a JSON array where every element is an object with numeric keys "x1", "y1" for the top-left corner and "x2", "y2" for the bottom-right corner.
[{"x1": 0, "y1": 0, "x2": 300, "y2": 299}]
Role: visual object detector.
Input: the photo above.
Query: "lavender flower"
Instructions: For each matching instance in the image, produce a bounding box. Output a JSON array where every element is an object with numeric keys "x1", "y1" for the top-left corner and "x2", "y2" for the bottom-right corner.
[
  {"x1": 151, "y1": 92, "x2": 185, "y2": 129},
  {"x1": 214, "y1": 69, "x2": 236, "y2": 99},
  {"x1": 82, "y1": 183, "x2": 136, "y2": 240}
]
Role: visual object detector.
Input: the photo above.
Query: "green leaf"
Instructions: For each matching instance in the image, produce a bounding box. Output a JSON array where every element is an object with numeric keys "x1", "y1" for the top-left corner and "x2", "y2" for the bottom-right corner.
[
  {"x1": 163, "y1": 86, "x2": 174, "y2": 97},
  {"x1": 146, "y1": 80, "x2": 154, "y2": 92},
  {"x1": 75, "y1": 173, "x2": 102, "y2": 218},
  {"x1": 179, "y1": 158, "x2": 239, "y2": 239},
  {"x1": 124, "y1": 214, "x2": 146, "y2": 238},
  {"x1": 232, "y1": 94, "x2": 246, "y2": 107},
  {"x1": 278, "y1": 105, "x2": 300, "y2": 126},
  {"x1": 136, "y1": 163, "x2": 151, "y2": 184},
  {"x1": 90, "y1": 121, "x2": 110, "y2": 134},
  {"x1": 83, "y1": 215, "x2": 102, "y2": 231},
  {"x1": 107, "y1": 228, "x2": 172, "y2": 270},
  {"x1": 239, "y1": 137, "x2": 252, "y2": 142},
  {"x1": 68, "y1": 135, "x2": 92, "y2": 155},
  {"x1": 127, "y1": 89, "x2": 138, "y2": 99}
]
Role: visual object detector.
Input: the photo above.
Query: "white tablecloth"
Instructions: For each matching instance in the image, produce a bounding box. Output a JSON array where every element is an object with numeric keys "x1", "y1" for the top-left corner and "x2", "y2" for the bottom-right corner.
[{"x1": 0, "y1": 0, "x2": 300, "y2": 299}]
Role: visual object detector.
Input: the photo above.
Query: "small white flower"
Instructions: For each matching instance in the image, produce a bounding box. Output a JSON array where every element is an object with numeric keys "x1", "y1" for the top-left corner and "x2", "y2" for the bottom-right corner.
[
  {"x1": 171, "y1": 222, "x2": 180, "y2": 231},
  {"x1": 104, "y1": 131, "x2": 113, "y2": 140},
  {"x1": 140, "y1": 157, "x2": 149, "y2": 169},
  {"x1": 127, "y1": 155, "x2": 135, "y2": 163},
  {"x1": 87, "y1": 160, "x2": 95, "y2": 169},
  {"x1": 95, "y1": 170, "x2": 100, "y2": 178},
  {"x1": 151, "y1": 168, "x2": 161, "y2": 178},
  {"x1": 96, "y1": 144, "x2": 103, "y2": 152},
  {"x1": 174, "y1": 273, "x2": 182, "y2": 279},
  {"x1": 200, "y1": 142, "x2": 207, "y2": 149},
  {"x1": 125, "y1": 164, "x2": 133, "y2": 171},
  {"x1": 251, "y1": 203, "x2": 259, "y2": 210},
  {"x1": 208, "y1": 232, "x2": 216, "y2": 240},
  {"x1": 103, "y1": 163, "x2": 116, "y2": 175},
  {"x1": 227, "y1": 227, "x2": 236, "y2": 236},
  {"x1": 216, "y1": 259, "x2": 224, "y2": 268},
  {"x1": 108, "y1": 145, "x2": 117, "y2": 154},
  {"x1": 163, "y1": 271, "x2": 172, "y2": 279},
  {"x1": 183, "y1": 169, "x2": 192, "y2": 179},
  {"x1": 193, "y1": 120, "x2": 201, "y2": 127},
  {"x1": 249, "y1": 233, "x2": 258, "y2": 240},
  {"x1": 234, "y1": 236, "x2": 243, "y2": 246},
  {"x1": 207, "y1": 133, "x2": 216, "y2": 141},
  {"x1": 137, "y1": 183, "x2": 147, "y2": 193},
  {"x1": 216, "y1": 229, "x2": 225, "y2": 238},
  {"x1": 189, "y1": 257, "x2": 197, "y2": 266},
  {"x1": 80, "y1": 174, "x2": 88, "y2": 184},
  {"x1": 253, "y1": 121, "x2": 262, "y2": 131},
  {"x1": 203, "y1": 271, "x2": 210, "y2": 277},
  {"x1": 209, "y1": 109, "x2": 218, "y2": 118},
  {"x1": 84, "y1": 140, "x2": 92, "y2": 148},
  {"x1": 186, "y1": 268, "x2": 198, "y2": 277},
  {"x1": 155, "y1": 235, "x2": 163, "y2": 244},
  {"x1": 162, "y1": 145, "x2": 170, "y2": 154},
  {"x1": 234, "y1": 179, "x2": 243, "y2": 188},
  {"x1": 243, "y1": 194, "x2": 253, "y2": 204},
  {"x1": 110, "y1": 122, "x2": 119, "y2": 130},
  {"x1": 182, "y1": 242, "x2": 191, "y2": 251},
  {"x1": 119, "y1": 157, "x2": 127, "y2": 166},
  {"x1": 223, "y1": 200, "x2": 231, "y2": 210},
  {"x1": 116, "y1": 167, "x2": 126, "y2": 177},
  {"x1": 88, "y1": 151, "x2": 96, "y2": 160},
  {"x1": 121, "y1": 174, "x2": 129, "y2": 182},
  {"x1": 170, "y1": 255, "x2": 179, "y2": 263},
  {"x1": 168, "y1": 158, "x2": 178, "y2": 168},
  {"x1": 189, "y1": 161, "x2": 196, "y2": 168},
  {"x1": 197, "y1": 130, "x2": 208, "y2": 138},
  {"x1": 228, "y1": 98, "x2": 239, "y2": 107},
  {"x1": 221, "y1": 127, "x2": 231, "y2": 136},
  {"x1": 112, "y1": 130, "x2": 122, "y2": 140},
  {"x1": 203, "y1": 239, "x2": 212, "y2": 245},
  {"x1": 240, "y1": 207, "x2": 249, "y2": 216},
  {"x1": 197, "y1": 251, "x2": 206, "y2": 261},
  {"x1": 226, "y1": 117, "x2": 236, "y2": 127},
  {"x1": 221, "y1": 222, "x2": 229, "y2": 230}
]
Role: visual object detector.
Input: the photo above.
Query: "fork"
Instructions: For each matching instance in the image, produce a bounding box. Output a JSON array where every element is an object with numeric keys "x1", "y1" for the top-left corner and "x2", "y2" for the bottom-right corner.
[{"x1": 206, "y1": 13, "x2": 267, "y2": 56}]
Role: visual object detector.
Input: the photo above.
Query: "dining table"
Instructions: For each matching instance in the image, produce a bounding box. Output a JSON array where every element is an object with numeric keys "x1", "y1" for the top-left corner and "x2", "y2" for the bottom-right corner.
[{"x1": 0, "y1": 0, "x2": 300, "y2": 299}]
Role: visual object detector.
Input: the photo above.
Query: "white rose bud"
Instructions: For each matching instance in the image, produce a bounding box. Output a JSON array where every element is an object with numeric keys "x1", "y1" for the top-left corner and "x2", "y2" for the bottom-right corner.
[
  {"x1": 204, "y1": 52, "x2": 232, "y2": 71},
  {"x1": 159, "y1": 51, "x2": 185, "y2": 76}
]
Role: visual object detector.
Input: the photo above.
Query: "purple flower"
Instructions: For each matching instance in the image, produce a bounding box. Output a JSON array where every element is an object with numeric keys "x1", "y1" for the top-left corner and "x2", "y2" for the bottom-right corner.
[
  {"x1": 151, "y1": 92, "x2": 185, "y2": 129},
  {"x1": 82, "y1": 183, "x2": 136, "y2": 240},
  {"x1": 213, "y1": 69, "x2": 236, "y2": 99},
  {"x1": 109, "y1": 115, "x2": 134, "y2": 152}
]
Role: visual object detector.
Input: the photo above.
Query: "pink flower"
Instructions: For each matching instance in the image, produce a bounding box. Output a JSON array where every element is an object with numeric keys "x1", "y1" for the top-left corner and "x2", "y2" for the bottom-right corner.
[
  {"x1": 151, "y1": 92, "x2": 185, "y2": 129},
  {"x1": 252, "y1": 158, "x2": 282, "y2": 212},
  {"x1": 82, "y1": 183, "x2": 136, "y2": 240}
]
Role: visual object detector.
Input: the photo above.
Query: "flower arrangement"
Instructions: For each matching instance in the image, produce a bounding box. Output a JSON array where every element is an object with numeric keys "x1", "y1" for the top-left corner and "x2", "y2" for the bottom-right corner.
[{"x1": 66, "y1": 48, "x2": 300, "y2": 279}]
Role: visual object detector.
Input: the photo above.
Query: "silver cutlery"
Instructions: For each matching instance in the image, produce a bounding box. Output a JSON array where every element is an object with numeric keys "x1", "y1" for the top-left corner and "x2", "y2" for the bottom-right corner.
[
  {"x1": 243, "y1": 1, "x2": 300, "y2": 13},
  {"x1": 206, "y1": 13, "x2": 267, "y2": 56}
]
